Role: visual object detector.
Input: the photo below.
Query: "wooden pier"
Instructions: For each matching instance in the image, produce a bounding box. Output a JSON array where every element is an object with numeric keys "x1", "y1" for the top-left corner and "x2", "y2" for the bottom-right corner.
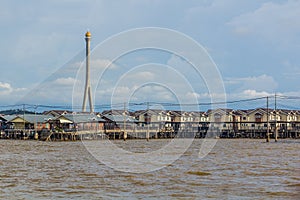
[
  {"x1": 0, "y1": 129, "x2": 37, "y2": 140},
  {"x1": 1, "y1": 122, "x2": 299, "y2": 141}
]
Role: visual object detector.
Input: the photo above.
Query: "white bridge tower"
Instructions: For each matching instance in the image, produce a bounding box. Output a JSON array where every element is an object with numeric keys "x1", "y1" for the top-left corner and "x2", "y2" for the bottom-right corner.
[{"x1": 82, "y1": 31, "x2": 94, "y2": 113}]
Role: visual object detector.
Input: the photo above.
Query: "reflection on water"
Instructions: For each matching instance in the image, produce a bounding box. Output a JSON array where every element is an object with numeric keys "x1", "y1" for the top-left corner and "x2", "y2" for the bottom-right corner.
[{"x1": 0, "y1": 139, "x2": 299, "y2": 199}]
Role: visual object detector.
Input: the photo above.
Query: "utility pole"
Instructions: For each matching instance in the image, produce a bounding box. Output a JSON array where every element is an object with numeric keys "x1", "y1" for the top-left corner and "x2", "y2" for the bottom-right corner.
[
  {"x1": 23, "y1": 104, "x2": 25, "y2": 140},
  {"x1": 34, "y1": 105, "x2": 38, "y2": 140},
  {"x1": 275, "y1": 93, "x2": 278, "y2": 142},
  {"x1": 123, "y1": 102, "x2": 127, "y2": 141},
  {"x1": 266, "y1": 96, "x2": 270, "y2": 142},
  {"x1": 146, "y1": 102, "x2": 149, "y2": 141},
  {"x1": 23, "y1": 104, "x2": 25, "y2": 129}
]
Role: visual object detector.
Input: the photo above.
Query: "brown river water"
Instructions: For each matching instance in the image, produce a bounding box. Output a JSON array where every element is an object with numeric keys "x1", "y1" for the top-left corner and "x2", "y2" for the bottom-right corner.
[{"x1": 0, "y1": 139, "x2": 299, "y2": 199}]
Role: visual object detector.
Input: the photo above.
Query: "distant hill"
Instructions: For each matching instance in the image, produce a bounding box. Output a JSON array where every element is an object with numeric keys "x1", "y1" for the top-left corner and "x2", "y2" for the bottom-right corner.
[{"x1": 0, "y1": 109, "x2": 36, "y2": 115}]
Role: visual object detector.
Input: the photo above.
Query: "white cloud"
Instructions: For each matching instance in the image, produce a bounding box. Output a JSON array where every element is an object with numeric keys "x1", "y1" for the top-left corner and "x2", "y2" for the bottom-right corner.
[
  {"x1": 167, "y1": 54, "x2": 190, "y2": 68},
  {"x1": 0, "y1": 82, "x2": 27, "y2": 95},
  {"x1": 226, "y1": 89, "x2": 299, "y2": 102},
  {"x1": 225, "y1": 74, "x2": 278, "y2": 92},
  {"x1": 281, "y1": 91, "x2": 300, "y2": 97},
  {"x1": 282, "y1": 60, "x2": 300, "y2": 79},
  {"x1": 0, "y1": 82, "x2": 27, "y2": 103},
  {"x1": 196, "y1": 92, "x2": 226, "y2": 102},
  {"x1": 186, "y1": 92, "x2": 200, "y2": 99},
  {"x1": 124, "y1": 71, "x2": 156, "y2": 82},
  {"x1": 74, "y1": 58, "x2": 118, "y2": 71},
  {"x1": 53, "y1": 77, "x2": 76, "y2": 86},
  {"x1": 91, "y1": 59, "x2": 119, "y2": 71},
  {"x1": 96, "y1": 83, "x2": 189, "y2": 104},
  {"x1": 241, "y1": 89, "x2": 272, "y2": 98},
  {"x1": 115, "y1": 85, "x2": 174, "y2": 102},
  {"x1": 1, "y1": 0, "x2": 299, "y2": 107},
  {"x1": 228, "y1": 0, "x2": 300, "y2": 43},
  {"x1": 0, "y1": 82, "x2": 12, "y2": 93},
  {"x1": 225, "y1": 90, "x2": 300, "y2": 110}
]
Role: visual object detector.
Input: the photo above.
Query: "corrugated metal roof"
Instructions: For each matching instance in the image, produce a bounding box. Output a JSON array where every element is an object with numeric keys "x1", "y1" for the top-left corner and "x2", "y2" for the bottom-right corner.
[
  {"x1": 8, "y1": 114, "x2": 54, "y2": 123},
  {"x1": 1, "y1": 115, "x2": 17, "y2": 122},
  {"x1": 103, "y1": 114, "x2": 137, "y2": 123},
  {"x1": 59, "y1": 114, "x2": 105, "y2": 123}
]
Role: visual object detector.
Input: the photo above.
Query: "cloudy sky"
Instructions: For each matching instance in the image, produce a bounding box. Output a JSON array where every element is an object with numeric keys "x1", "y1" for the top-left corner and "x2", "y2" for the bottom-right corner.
[{"x1": 0, "y1": 0, "x2": 299, "y2": 110}]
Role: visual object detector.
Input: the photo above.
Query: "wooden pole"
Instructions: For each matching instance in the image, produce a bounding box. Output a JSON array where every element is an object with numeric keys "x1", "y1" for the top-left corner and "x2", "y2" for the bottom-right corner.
[
  {"x1": 266, "y1": 96, "x2": 270, "y2": 142},
  {"x1": 23, "y1": 104, "x2": 25, "y2": 140},
  {"x1": 34, "y1": 105, "x2": 39, "y2": 140},
  {"x1": 123, "y1": 102, "x2": 127, "y2": 141},
  {"x1": 146, "y1": 102, "x2": 149, "y2": 141},
  {"x1": 275, "y1": 93, "x2": 278, "y2": 142}
]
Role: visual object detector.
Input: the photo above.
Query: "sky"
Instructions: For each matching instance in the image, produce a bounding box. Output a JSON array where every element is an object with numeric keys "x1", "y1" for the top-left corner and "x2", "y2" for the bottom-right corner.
[{"x1": 0, "y1": 0, "x2": 299, "y2": 111}]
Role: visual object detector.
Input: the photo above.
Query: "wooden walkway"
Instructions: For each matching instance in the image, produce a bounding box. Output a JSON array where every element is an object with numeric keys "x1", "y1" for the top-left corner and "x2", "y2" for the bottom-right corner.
[{"x1": 1, "y1": 128, "x2": 299, "y2": 141}]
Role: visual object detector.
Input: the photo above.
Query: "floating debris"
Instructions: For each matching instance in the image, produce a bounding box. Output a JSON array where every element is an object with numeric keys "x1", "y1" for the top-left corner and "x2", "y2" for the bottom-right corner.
[{"x1": 187, "y1": 171, "x2": 211, "y2": 176}]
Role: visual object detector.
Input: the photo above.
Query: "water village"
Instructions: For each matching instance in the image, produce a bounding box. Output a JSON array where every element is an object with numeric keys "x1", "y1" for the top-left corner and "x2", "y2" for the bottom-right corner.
[
  {"x1": 0, "y1": 107, "x2": 299, "y2": 141},
  {"x1": 1, "y1": 32, "x2": 299, "y2": 141}
]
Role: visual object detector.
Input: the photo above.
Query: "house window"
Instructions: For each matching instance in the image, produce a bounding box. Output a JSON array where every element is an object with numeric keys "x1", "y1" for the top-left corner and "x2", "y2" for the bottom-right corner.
[
  {"x1": 214, "y1": 113, "x2": 221, "y2": 122},
  {"x1": 255, "y1": 113, "x2": 262, "y2": 122},
  {"x1": 144, "y1": 113, "x2": 151, "y2": 124},
  {"x1": 243, "y1": 116, "x2": 246, "y2": 120}
]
